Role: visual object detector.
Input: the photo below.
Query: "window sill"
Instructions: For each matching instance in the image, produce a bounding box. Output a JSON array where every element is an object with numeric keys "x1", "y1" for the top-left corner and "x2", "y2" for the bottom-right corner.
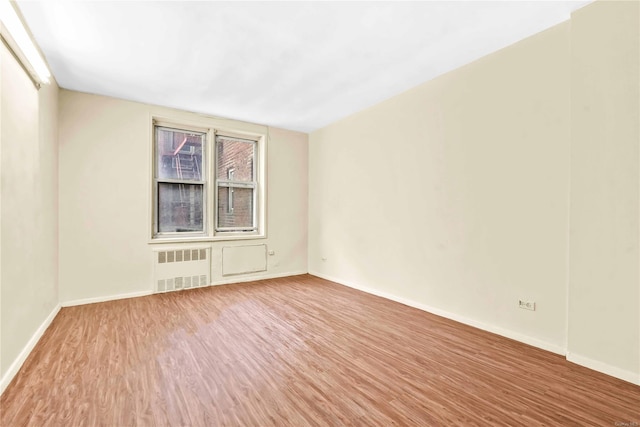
[{"x1": 149, "y1": 233, "x2": 266, "y2": 245}]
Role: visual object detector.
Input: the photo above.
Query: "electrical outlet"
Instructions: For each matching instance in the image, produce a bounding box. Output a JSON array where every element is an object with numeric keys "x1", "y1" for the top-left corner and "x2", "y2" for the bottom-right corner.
[{"x1": 518, "y1": 300, "x2": 536, "y2": 311}]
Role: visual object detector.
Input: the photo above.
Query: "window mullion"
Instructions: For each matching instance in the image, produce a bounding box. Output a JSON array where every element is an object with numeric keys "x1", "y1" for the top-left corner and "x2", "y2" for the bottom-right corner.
[{"x1": 207, "y1": 129, "x2": 214, "y2": 237}]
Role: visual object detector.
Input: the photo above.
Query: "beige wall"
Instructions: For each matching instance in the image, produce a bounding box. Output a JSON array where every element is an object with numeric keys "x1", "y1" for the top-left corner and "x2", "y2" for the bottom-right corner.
[
  {"x1": 58, "y1": 90, "x2": 308, "y2": 303},
  {"x1": 309, "y1": 22, "x2": 572, "y2": 354},
  {"x1": 568, "y1": 0, "x2": 639, "y2": 383},
  {"x1": 309, "y1": 0, "x2": 640, "y2": 384},
  {"x1": 0, "y1": 43, "x2": 59, "y2": 385}
]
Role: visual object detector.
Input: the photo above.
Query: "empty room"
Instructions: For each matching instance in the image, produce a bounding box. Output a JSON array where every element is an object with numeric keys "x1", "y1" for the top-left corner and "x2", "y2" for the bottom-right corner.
[{"x1": 1, "y1": 0, "x2": 639, "y2": 425}]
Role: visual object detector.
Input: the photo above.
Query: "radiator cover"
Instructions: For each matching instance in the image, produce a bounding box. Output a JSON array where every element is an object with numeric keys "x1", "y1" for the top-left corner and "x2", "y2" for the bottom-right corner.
[{"x1": 153, "y1": 246, "x2": 211, "y2": 292}]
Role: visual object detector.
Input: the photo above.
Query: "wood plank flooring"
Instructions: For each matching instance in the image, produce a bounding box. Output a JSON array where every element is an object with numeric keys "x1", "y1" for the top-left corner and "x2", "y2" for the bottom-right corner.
[{"x1": 1, "y1": 274, "x2": 638, "y2": 426}]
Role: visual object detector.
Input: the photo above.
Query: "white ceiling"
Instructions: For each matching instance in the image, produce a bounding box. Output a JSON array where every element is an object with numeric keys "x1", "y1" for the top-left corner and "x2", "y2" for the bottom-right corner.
[{"x1": 18, "y1": 1, "x2": 590, "y2": 133}]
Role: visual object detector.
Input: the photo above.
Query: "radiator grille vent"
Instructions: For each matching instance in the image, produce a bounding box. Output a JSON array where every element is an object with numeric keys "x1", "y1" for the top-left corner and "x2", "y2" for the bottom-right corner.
[
  {"x1": 157, "y1": 249, "x2": 208, "y2": 264},
  {"x1": 153, "y1": 247, "x2": 211, "y2": 293}
]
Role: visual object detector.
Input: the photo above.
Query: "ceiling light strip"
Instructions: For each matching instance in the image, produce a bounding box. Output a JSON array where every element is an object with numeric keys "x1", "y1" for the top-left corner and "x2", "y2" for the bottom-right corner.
[{"x1": 0, "y1": 0, "x2": 51, "y2": 84}]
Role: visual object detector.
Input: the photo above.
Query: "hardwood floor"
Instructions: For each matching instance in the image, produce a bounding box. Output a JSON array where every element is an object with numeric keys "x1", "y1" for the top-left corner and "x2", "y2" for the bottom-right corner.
[{"x1": 1, "y1": 274, "x2": 638, "y2": 426}]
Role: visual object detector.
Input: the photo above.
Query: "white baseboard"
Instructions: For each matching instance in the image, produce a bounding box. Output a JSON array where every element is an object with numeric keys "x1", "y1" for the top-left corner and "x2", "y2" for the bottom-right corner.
[
  {"x1": 62, "y1": 271, "x2": 308, "y2": 306},
  {"x1": 61, "y1": 290, "x2": 153, "y2": 307},
  {"x1": 0, "y1": 271, "x2": 307, "y2": 396},
  {"x1": 566, "y1": 351, "x2": 640, "y2": 386},
  {"x1": 309, "y1": 271, "x2": 566, "y2": 356},
  {"x1": 310, "y1": 272, "x2": 640, "y2": 386},
  {"x1": 0, "y1": 303, "x2": 61, "y2": 395},
  {"x1": 211, "y1": 270, "x2": 308, "y2": 286}
]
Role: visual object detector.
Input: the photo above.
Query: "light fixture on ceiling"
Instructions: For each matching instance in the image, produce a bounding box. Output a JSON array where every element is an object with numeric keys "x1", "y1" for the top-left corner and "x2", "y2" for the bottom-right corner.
[{"x1": 0, "y1": 0, "x2": 51, "y2": 84}]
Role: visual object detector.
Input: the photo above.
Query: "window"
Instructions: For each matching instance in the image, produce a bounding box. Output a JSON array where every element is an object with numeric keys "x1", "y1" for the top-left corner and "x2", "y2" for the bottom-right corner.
[
  {"x1": 154, "y1": 126, "x2": 206, "y2": 235},
  {"x1": 216, "y1": 135, "x2": 257, "y2": 232},
  {"x1": 153, "y1": 120, "x2": 264, "y2": 240}
]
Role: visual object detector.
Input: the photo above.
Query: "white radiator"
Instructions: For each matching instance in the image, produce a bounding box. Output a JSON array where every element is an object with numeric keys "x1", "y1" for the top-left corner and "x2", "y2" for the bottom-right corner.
[{"x1": 153, "y1": 246, "x2": 211, "y2": 293}]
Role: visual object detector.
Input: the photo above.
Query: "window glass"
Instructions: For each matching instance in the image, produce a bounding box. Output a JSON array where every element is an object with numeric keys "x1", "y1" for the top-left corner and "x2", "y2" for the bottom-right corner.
[
  {"x1": 217, "y1": 187, "x2": 254, "y2": 229},
  {"x1": 157, "y1": 183, "x2": 204, "y2": 233},
  {"x1": 216, "y1": 136, "x2": 254, "y2": 182},
  {"x1": 156, "y1": 127, "x2": 204, "y2": 181}
]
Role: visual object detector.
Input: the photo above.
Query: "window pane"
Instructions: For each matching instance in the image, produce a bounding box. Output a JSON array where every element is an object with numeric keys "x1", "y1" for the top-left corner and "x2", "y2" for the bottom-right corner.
[
  {"x1": 216, "y1": 136, "x2": 254, "y2": 182},
  {"x1": 158, "y1": 183, "x2": 204, "y2": 233},
  {"x1": 156, "y1": 127, "x2": 204, "y2": 181},
  {"x1": 217, "y1": 186, "x2": 254, "y2": 229}
]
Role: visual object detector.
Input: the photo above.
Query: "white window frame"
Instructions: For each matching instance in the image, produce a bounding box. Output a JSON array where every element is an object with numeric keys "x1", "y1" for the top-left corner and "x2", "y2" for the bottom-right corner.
[
  {"x1": 226, "y1": 168, "x2": 235, "y2": 214},
  {"x1": 151, "y1": 118, "x2": 266, "y2": 242},
  {"x1": 214, "y1": 134, "x2": 258, "y2": 233}
]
